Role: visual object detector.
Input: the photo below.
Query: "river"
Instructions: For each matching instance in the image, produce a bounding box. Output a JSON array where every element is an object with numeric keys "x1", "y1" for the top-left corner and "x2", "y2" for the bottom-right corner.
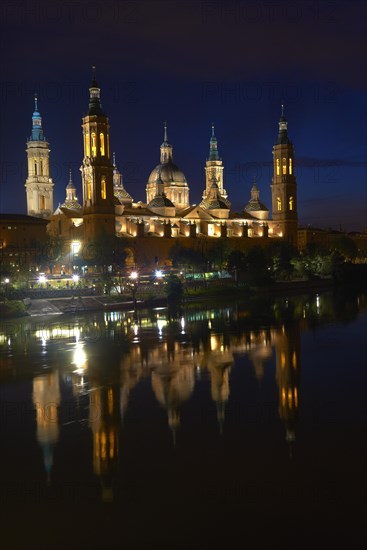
[{"x1": 0, "y1": 289, "x2": 366, "y2": 549}]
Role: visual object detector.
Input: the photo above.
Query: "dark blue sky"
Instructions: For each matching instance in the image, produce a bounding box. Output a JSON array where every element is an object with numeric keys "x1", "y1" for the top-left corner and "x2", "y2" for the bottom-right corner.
[{"x1": 0, "y1": 0, "x2": 366, "y2": 230}]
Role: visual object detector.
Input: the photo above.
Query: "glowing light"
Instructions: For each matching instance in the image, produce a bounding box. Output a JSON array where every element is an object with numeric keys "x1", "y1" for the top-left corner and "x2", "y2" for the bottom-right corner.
[
  {"x1": 4, "y1": 278, "x2": 9, "y2": 284},
  {"x1": 130, "y1": 271, "x2": 138, "y2": 280},
  {"x1": 72, "y1": 274, "x2": 79, "y2": 282},
  {"x1": 72, "y1": 343, "x2": 87, "y2": 373},
  {"x1": 157, "y1": 318, "x2": 167, "y2": 335},
  {"x1": 155, "y1": 270, "x2": 163, "y2": 278},
  {"x1": 38, "y1": 275, "x2": 47, "y2": 284}
]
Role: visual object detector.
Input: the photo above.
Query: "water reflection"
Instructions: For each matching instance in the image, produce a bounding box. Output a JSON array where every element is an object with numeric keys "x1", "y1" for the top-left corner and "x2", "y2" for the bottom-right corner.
[{"x1": 0, "y1": 290, "x2": 366, "y2": 507}]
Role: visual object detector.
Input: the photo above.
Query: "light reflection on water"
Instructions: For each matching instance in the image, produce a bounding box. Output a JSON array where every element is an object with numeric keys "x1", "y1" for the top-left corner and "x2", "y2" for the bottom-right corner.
[{"x1": 0, "y1": 290, "x2": 366, "y2": 549}]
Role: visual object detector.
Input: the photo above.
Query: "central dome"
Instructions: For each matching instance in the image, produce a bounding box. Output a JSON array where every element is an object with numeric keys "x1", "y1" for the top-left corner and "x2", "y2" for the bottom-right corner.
[
  {"x1": 146, "y1": 124, "x2": 190, "y2": 209},
  {"x1": 148, "y1": 161, "x2": 187, "y2": 187}
]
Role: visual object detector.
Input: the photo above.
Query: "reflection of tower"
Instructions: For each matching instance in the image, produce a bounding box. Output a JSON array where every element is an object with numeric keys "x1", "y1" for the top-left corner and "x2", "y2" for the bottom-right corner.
[
  {"x1": 205, "y1": 334, "x2": 232, "y2": 433},
  {"x1": 89, "y1": 384, "x2": 120, "y2": 502},
  {"x1": 275, "y1": 325, "x2": 300, "y2": 455},
  {"x1": 25, "y1": 94, "x2": 54, "y2": 218},
  {"x1": 32, "y1": 371, "x2": 60, "y2": 483},
  {"x1": 151, "y1": 363, "x2": 194, "y2": 444}
]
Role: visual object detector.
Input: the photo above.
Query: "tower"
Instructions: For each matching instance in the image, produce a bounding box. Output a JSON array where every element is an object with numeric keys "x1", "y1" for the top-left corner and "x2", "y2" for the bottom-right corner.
[
  {"x1": 271, "y1": 106, "x2": 298, "y2": 246},
  {"x1": 25, "y1": 95, "x2": 54, "y2": 218},
  {"x1": 203, "y1": 123, "x2": 226, "y2": 201},
  {"x1": 80, "y1": 68, "x2": 115, "y2": 241}
]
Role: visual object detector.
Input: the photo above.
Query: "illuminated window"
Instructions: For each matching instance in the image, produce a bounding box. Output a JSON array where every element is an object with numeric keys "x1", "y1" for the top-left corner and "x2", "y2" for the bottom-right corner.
[
  {"x1": 91, "y1": 132, "x2": 97, "y2": 156},
  {"x1": 85, "y1": 132, "x2": 90, "y2": 156},
  {"x1": 289, "y1": 196, "x2": 294, "y2": 211},
  {"x1": 100, "y1": 133, "x2": 105, "y2": 156},
  {"x1": 277, "y1": 197, "x2": 282, "y2": 211},
  {"x1": 289, "y1": 158, "x2": 293, "y2": 174},
  {"x1": 282, "y1": 158, "x2": 287, "y2": 175},
  {"x1": 178, "y1": 192, "x2": 182, "y2": 203},
  {"x1": 34, "y1": 159, "x2": 37, "y2": 175},
  {"x1": 87, "y1": 179, "x2": 92, "y2": 200},
  {"x1": 276, "y1": 159, "x2": 280, "y2": 175},
  {"x1": 101, "y1": 177, "x2": 106, "y2": 199}
]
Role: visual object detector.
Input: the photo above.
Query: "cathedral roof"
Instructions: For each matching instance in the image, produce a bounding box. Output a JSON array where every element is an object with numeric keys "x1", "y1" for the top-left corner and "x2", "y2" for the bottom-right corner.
[
  {"x1": 148, "y1": 192, "x2": 175, "y2": 208},
  {"x1": 148, "y1": 161, "x2": 188, "y2": 187},
  {"x1": 244, "y1": 199, "x2": 269, "y2": 212}
]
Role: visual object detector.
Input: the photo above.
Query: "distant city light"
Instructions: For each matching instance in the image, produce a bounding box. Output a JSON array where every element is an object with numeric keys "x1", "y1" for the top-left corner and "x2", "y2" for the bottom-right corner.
[
  {"x1": 38, "y1": 275, "x2": 46, "y2": 284},
  {"x1": 155, "y1": 269, "x2": 163, "y2": 278},
  {"x1": 130, "y1": 271, "x2": 138, "y2": 279},
  {"x1": 72, "y1": 274, "x2": 80, "y2": 282},
  {"x1": 4, "y1": 278, "x2": 10, "y2": 284}
]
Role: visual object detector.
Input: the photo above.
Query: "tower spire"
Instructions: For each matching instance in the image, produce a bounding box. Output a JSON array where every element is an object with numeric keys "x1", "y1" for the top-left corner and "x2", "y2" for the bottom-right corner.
[
  {"x1": 208, "y1": 122, "x2": 220, "y2": 161},
  {"x1": 30, "y1": 93, "x2": 45, "y2": 141},
  {"x1": 277, "y1": 103, "x2": 290, "y2": 145},
  {"x1": 88, "y1": 65, "x2": 103, "y2": 116},
  {"x1": 160, "y1": 122, "x2": 172, "y2": 163}
]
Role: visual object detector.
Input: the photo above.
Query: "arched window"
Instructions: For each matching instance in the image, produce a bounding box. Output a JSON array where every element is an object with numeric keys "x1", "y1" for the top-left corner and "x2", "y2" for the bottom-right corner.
[
  {"x1": 289, "y1": 196, "x2": 294, "y2": 211},
  {"x1": 85, "y1": 132, "x2": 90, "y2": 157},
  {"x1": 40, "y1": 159, "x2": 43, "y2": 175},
  {"x1": 277, "y1": 197, "x2": 282, "y2": 211},
  {"x1": 41, "y1": 195, "x2": 46, "y2": 210},
  {"x1": 282, "y1": 158, "x2": 287, "y2": 175},
  {"x1": 276, "y1": 159, "x2": 280, "y2": 175},
  {"x1": 34, "y1": 159, "x2": 37, "y2": 175},
  {"x1": 101, "y1": 177, "x2": 106, "y2": 199},
  {"x1": 289, "y1": 158, "x2": 293, "y2": 175},
  {"x1": 91, "y1": 132, "x2": 97, "y2": 157},
  {"x1": 100, "y1": 133, "x2": 105, "y2": 156}
]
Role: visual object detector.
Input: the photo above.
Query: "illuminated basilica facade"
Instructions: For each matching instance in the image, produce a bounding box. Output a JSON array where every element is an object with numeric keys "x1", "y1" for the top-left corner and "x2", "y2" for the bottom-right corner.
[{"x1": 25, "y1": 75, "x2": 299, "y2": 266}]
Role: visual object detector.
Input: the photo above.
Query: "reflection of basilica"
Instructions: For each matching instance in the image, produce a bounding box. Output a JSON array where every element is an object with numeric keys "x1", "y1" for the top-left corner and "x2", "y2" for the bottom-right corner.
[{"x1": 24, "y1": 307, "x2": 302, "y2": 495}]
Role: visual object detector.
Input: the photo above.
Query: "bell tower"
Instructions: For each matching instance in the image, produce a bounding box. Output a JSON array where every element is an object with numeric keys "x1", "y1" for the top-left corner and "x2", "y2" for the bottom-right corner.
[
  {"x1": 271, "y1": 105, "x2": 298, "y2": 246},
  {"x1": 80, "y1": 67, "x2": 115, "y2": 241},
  {"x1": 25, "y1": 95, "x2": 54, "y2": 218},
  {"x1": 203, "y1": 124, "x2": 226, "y2": 201}
]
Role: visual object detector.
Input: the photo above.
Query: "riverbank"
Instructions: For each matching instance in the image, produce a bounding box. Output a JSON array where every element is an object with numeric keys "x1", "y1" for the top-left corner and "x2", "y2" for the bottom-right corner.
[{"x1": 0, "y1": 277, "x2": 339, "y2": 318}]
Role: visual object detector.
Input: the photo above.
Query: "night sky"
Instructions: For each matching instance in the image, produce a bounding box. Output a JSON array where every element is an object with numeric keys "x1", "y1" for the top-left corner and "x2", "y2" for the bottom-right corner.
[{"x1": 0, "y1": 0, "x2": 366, "y2": 231}]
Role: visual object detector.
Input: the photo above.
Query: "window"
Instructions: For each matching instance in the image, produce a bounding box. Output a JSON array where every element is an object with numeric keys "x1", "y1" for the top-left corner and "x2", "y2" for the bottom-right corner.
[
  {"x1": 100, "y1": 133, "x2": 105, "y2": 156},
  {"x1": 40, "y1": 159, "x2": 43, "y2": 175},
  {"x1": 41, "y1": 195, "x2": 46, "y2": 210},
  {"x1": 289, "y1": 196, "x2": 294, "y2": 211},
  {"x1": 91, "y1": 132, "x2": 97, "y2": 156},
  {"x1": 277, "y1": 197, "x2": 282, "y2": 211},
  {"x1": 34, "y1": 159, "x2": 37, "y2": 175},
  {"x1": 282, "y1": 158, "x2": 287, "y2": 175},
  {"x1": 87, "y1": 179, "x2": 92, "y2": 200},
  {"x1": 276, "y1": 159, "x2": 280, "y2": 175},
  {"x1": 289, "y1": 158, "x2": 293, "y2": 175},
  {"x1": 101, "y1": 177, "x2": 106, "y2": 199},
  {"x1": 85, "y1": 132, "x2": 90, "y2": 156}
]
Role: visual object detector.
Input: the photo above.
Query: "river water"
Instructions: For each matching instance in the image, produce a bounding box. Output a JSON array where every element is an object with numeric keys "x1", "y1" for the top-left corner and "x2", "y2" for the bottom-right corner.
[{"x1": 0, "y1": 289, "x2": 366, "y2": 549}]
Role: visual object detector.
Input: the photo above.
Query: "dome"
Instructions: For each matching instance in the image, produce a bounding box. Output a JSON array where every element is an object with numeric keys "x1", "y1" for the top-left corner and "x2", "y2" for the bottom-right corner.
[
  {"x1": 148, "y1": 193, "x2": 175, "y2": 209},
  {"x1": 148, "y1": 161, "x2": 187, "y2": 187}
]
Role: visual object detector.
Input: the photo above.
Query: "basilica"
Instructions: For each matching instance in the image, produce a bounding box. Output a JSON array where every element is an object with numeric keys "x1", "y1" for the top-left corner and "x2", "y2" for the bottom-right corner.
[{"x1": 24, "y1": 73, "x2": 298, "y2": 267}]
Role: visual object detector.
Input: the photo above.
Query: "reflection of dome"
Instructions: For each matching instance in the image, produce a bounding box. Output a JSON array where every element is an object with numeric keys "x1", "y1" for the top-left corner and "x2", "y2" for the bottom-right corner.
[{"x1": 148, "y1": 162, "x2": 188, "y2": 187}]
